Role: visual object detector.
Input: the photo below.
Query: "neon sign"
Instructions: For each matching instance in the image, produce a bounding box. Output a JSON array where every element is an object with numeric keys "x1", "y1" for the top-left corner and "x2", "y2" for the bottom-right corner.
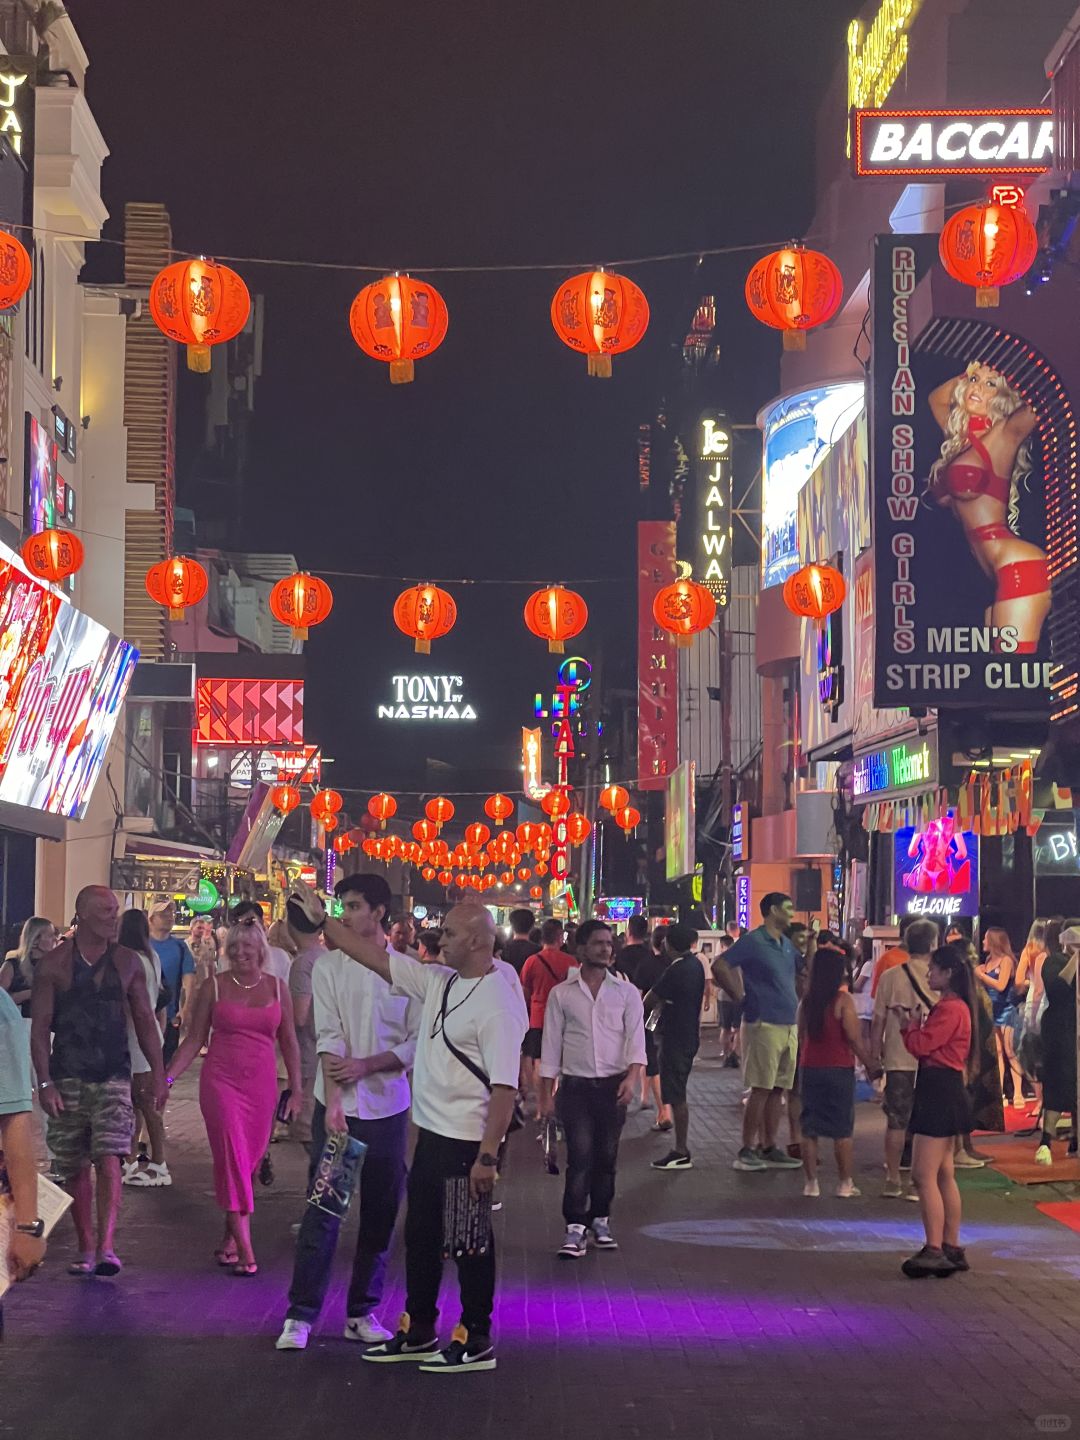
[
  {"x1": 377, "y1": 674, "x2": 477, "y2": 721},
  {"x1": 697, "y1": 416, "x2": 731, "y2": 606},
  {"x1": 852, "y1": 739, "x2": 935, "y2": 797},
  {"x1": 853, "y1": 108, "x2": 1053, "y2": 177},
  {"x1": 846, "y1": 0, "x2": 921, "y2": 154},
  {"x1": 736, "y1": 874, "x2": 751, "y2": 931},
  {"x1": 0, "y1": 65, "x2": 30, "y2": 158}
]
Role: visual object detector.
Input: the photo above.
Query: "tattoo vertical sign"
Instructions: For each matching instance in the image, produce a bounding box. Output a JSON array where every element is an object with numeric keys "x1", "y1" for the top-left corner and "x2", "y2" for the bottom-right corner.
[{"x1": 871, "y1": 233, "x2": 1053, "y2": 710}]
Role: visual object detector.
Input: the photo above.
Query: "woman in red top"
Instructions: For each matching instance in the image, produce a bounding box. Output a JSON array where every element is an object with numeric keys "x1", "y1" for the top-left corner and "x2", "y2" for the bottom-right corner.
[
  {"x1": 896, "y1": 946, "x2": 975, "y2": 1279},
  {"x1": 797, "y1": 946, "x2": 874, "y2": 1200}
]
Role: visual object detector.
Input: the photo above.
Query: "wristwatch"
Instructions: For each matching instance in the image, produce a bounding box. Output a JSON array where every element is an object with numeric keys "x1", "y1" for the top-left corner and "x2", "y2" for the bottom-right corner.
[
  {"x1": 477, "y1": 1152, "x2": 499, "y2": 1168},
  {"x1": 15, "y1": 1219, "x2": 45, "y2": 1238}
]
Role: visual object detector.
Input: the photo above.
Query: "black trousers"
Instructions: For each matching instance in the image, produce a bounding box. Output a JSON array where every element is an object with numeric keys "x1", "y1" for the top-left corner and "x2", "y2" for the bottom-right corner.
[
  {"x1": 286, "y1": 1102, "x2": 408, "y2": 1323},
  {"x1": 557, "y1": 1074, "x2": 627, "y2": 1227},
  {"x1": 405, "y1": 1128, "x2": 495, "y2": 1338}
]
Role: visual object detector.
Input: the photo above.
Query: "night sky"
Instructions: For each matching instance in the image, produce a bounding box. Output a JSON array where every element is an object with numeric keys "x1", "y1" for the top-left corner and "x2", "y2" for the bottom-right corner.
[{"x1": 72, "y1": 0, "x2": 855, "y2": 816}]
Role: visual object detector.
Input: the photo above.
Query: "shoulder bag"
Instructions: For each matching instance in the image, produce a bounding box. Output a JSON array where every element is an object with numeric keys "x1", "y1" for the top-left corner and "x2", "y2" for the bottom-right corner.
[{"x1": 437, "y1": 976, "x2": 524, "y2": 1135}]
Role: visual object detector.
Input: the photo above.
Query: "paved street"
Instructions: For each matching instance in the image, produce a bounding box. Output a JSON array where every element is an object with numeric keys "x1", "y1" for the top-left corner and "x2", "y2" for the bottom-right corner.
[{"x1": 4, "y1": 1041, "x2": 1080, "y2": 1440}]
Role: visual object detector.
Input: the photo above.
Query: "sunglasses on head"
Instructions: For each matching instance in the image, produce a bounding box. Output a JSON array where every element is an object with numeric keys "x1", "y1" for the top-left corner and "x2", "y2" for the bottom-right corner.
[{"x1": 238, "y1": 914, "x2": 262, "y2": 927}]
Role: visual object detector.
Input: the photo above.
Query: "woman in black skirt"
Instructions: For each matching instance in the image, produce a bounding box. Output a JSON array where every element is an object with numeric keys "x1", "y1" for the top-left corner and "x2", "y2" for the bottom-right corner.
[{"x1": 894, "y1": 946, "x2": 974, "y2": 1278}]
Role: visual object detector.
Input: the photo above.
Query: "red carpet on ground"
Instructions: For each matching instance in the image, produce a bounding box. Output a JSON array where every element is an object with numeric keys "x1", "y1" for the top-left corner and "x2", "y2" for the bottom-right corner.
[
  {"x1": 1037, "y1": 1201, "x2": 1080, "y2": 1234},
  {"x1": 988, "y1": 1142, "x2": 1080, "y2": 1185}
]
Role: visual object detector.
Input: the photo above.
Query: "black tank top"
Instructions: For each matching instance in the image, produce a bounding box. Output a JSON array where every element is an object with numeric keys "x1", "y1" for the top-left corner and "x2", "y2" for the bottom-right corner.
[
  {"x1": 5, "y1": 954, "x2": 32, "y2": 1019},
  {"x1": 51, "y1": 941, "x2": 130, "y2": 1082}
]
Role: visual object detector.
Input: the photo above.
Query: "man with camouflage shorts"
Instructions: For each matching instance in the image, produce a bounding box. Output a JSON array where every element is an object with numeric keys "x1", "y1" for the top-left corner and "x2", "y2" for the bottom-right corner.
[{"x1": 31, "y1": 886, "x2": 166, "y2": 1277}]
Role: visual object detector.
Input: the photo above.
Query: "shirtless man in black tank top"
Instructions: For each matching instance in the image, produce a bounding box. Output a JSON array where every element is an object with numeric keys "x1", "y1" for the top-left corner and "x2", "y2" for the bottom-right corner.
[{"x1": 30, "y1": 885, "x2": 166, "y2": 1277}]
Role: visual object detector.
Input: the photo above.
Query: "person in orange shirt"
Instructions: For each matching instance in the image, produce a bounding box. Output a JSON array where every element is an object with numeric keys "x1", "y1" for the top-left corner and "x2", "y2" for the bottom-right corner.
[
  {"x1": 520, "y1": 919, "x2": 577, "y2": 1108},
  {"x1": 870, "y1": 916, "x2": 921, "y2": 996}
]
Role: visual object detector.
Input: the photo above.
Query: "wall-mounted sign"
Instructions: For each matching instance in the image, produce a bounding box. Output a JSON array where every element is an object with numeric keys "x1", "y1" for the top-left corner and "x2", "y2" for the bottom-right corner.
[
  {"x1": 638, "y1": 521, "x2": 679, "y2": 790},
  {"x1": 894, "y1": 820, "x2": 979, "y2": 918},
  {"x1": 731, "y1": 802, "x2": 748, "y2": 861},
  {"x1": 377, "y1": 674, "x2": 476, "y2": 721},
  {"x1": 846, "y1": 0, "x2": 922, "y2": 154},
  {"x1": 817, "y1": 593, "x2": 845, "y2": 715},
  {"x1": 0, "y1": 59, "x2": 33, "y2": 165},
  {"x1": 227, "y1": 745, "x2": 320, "y2": 788},
  {"x1": 695, "y1": 415, "x2": 732, "y2": 606},
  {"x1": 195, "y1": 677, "x2": 304, "y2": 745},
  {"x1": 522, "y1": 725, "x2": 549, "y2": 801},
  {"x1": 871, "y1": 234, "x2": 1054, "y2": 708},
  {"x1": 853, "y1": 107, "x2": 1053, "y2": 177},
  {"x1": 111, "y1": 856, "x2": 202, "y2": 895},
  {"x1": 1034, "y1": 817, "x2": 1080, "y2": 876},
  {"x1": 597, "y1": 896, "x2": 640, "y2": 923},
  {"x1": 852, "y1": 738, "x2": 936, "y2": 798},
  {"x1": 736, "y1": 873, "x2": 751, "y2": 931},
  {"x1": 665, "y1": 759, "x2": 696, "y2": 881}
]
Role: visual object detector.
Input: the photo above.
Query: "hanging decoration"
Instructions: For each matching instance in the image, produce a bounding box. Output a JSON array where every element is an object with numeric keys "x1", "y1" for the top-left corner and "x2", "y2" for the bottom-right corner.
[
  {"x1": 515, "y1": 821, "x2": 541, "y2": 849},
  {"x1": 412, "y1": 818, "x2": 439, "y2": 843},
  {"x1": 744, "y1": 243, "x2": 843, "y2": 351},
  {"x1": 393, "y1": 582, "x2": 458, "y2": 654},
  {"x1": 148, "y1": 257, "x2": 251, "y2": 372},
  {"x1": 465, "y1": 821, "x2": 491, "y2": 848},
  {"x1": 367, "y1": 792, "x2": 398, "y2": 829},
  {"x1": 269, "y1": 571, "x2": 334, "y2": 639},
  {"x1": 540, "y1": 787, "x2": 571, "y2": 820},
  {"x1": 421, "y1": 865, "x2": 437, "y2": 881},
  {"x1": 349, "y1": 273, "x2": 449, "y2": 385},
  {"x1": 613, "y1": 804, "x2": 642, "y2": 836},
  {"x1": 938, "y1": 197, "x2": 1038, "y2": 307},
  {"x1": 437, "y1": 868, "x2": 453, "y2": 886},
  {"x1": 782, "y1": 562, "x2": 846, "y2": 620},
  {"x1": 271, "y1": 784, "x2": 300, "y2": 815},
  {"x1": 523, "y1": 585, "x2": 588, "y2": 654},
  {"x1": 599, "y1": 783, "x2": 630, "y2": 814},
  {"x1": 334, "y1": 832, "x2": 357, "y2": 855},
  {"x1": 550, "y1": 268, "x2": 650, "y2": 377},
  {"x1": 188, "y1": 877, "x2": 220, "y2": 914},
  {"x1": 565, "y1": 812, "x2": 592, "y2": 846},
  {"x1": 0, "y1": 229, "x2": 32, "y2": 309},
  {"x1": 534, "y1": 860, "x2": 549, "y2": 876},
  {"x1": 362, "y1": 837, "x2": 380, "y2": 858},
  {"x1": 425, "y1": 795, "x2": 456, "y2": 831},
  {"x1": 310, "y1": 789, "x2": 343, "y2": 825},
  {"x1": 145, "y1": 555, "x2": 209, "y2": 620},
  {"x1": 517, "y1": 867, "x2": 532, "y2": 881},
  {"x1": 529, "y1": 885, "x2": 544, "y2": 900},
  {"x1": 484, "y1": 793, "x2": 514, "y2": 824},
  {"x1": 652, "y1": 577, "x2": 717, "y2": 648},
  {"x1": 21, "y1": 528, "x2": 84, "y2": 584}
]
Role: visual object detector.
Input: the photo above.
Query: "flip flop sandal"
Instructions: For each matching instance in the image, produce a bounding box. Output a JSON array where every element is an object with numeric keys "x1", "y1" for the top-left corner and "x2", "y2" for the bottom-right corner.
[
  {"x1": 214, "y1": 1248, "x2": 239, "y2": 1267},
  {"x1": 68, "y1": 1257, "x2": 95, "y2": 1276},
  {"x1": 94, "y1": 1253, "x2": 122, "y2": 1277},
  {"x1": 231, "y1": 1262, "x2": 258, "y2": 1277}
]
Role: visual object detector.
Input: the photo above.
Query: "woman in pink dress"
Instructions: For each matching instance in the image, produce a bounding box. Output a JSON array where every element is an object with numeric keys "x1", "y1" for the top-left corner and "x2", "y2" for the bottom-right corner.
[{"x1": 167, "y1": 923, "x2": 301, "y2": 1274}]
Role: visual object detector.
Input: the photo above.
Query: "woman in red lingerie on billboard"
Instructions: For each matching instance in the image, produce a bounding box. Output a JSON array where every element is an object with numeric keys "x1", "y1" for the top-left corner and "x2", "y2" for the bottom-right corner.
[{"x1": 928, "y1": 363, "x2": 1048, "y2": 653}]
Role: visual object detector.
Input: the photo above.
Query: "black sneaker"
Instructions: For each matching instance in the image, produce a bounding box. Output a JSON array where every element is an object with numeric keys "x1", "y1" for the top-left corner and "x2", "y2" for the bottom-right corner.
[
  {"x1": 418, "y1": 1325, "x2": 496, "y2": 1374},
  {"x1": 258, "y1": 1153, "x2": 274, "y2": 1187},
  {"x1": 362, "y1": 1313, "x2": 440, "y2": 1364},
  {"x1": 942, "y1": 1244, "x2": 969, "y2": 1272},
  {"x1": 651, "y1": 1149, "x2": 693, "y2": 1170},
  {"x1": 901, "y1": 1245, "x2": 957, "y2": 1279},
  {"x1": 724, "y1": 1054, "x2": 741, "y2": 1069}
]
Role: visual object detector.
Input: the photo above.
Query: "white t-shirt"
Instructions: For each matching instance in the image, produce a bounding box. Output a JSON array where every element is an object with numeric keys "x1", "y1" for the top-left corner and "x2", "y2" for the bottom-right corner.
[
  {"x1": 389, "y1": 952, "x2": 528, "y2": 1142},
  {"x1": 312, "y1": 947, "x2": 419, "y2": 1120},
  {"x1": 128, "y1": 950, "x2": 164, "y2": 1075}
]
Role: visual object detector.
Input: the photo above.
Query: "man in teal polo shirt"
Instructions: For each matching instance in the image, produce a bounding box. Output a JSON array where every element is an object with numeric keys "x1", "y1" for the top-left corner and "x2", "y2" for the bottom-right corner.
[{"x1": 712, "y1": 892, "x2": 808, "y2": 1172}]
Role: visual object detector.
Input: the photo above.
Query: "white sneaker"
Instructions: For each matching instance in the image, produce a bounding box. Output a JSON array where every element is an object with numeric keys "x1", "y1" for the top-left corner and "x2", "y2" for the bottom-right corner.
[
  {"x1": 803, "y1": 1178, "x2": 820, "y2": 1198},
  {"x1": 835, "y1": 1180, "x2": 861, "y2": 1198},
  {"x1": 121, "y1": 1161, "x2": 142, "y2": 1186},
  {"x1": 1034, "y1": 1143, "x2": 1053, "y2": 1166},
  {"x1": 276, "y1": 1319, "x2": 311, "y2": 1351},
  {"x1": 128, "y1": 1162, "x2": 171, "y2": 1188},
  {"x1": 344, "y1": 1314, "x2": 394, "y2": 1344}
]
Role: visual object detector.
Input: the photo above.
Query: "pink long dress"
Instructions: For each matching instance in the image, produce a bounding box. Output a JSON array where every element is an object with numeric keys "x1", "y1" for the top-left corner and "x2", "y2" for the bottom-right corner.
[{"x1": 199, "y1": 976, "x2": 281, "y2": 1213}]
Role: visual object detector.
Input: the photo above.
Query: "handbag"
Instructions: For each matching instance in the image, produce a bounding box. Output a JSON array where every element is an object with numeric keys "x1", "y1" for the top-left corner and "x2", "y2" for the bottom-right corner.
[{"x1": 437, "y1": 977, "x2": 525, "y2": 1135}]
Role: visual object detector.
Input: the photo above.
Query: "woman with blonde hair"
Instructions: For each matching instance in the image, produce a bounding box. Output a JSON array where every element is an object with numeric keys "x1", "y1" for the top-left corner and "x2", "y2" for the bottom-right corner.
[
  {"x1": 928, "y1": 363, "x2": 1047, "y2": 652},
  {"x1": 166, "y1": 922, "x2": 302, "y2": 1275},
  {"x1": 0, "y1": 916, "x2": 57, "y2": 1019},
  {"x1": 975, "y1": 926, "x2": 1026, "y2": 1107}
]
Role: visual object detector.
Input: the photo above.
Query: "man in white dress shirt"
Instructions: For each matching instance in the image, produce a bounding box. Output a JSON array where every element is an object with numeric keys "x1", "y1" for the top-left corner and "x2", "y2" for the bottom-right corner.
[
  {"x1": 276, "y1": 874, "x2": 419, "y2": 1353},
  {"x1": 540, "y1": 919, "x2": 646, "y2": 1259},
  {"x1": 287, "y1": 885, "x2": 527, "y2": 1376}
]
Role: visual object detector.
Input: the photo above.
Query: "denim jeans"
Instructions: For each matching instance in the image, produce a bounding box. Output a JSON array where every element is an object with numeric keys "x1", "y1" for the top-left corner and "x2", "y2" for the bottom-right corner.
[
  {"x1": 285, "y1": 1102, "x2": 408, "y2": 1323},
  {"x1": 557, "y1": 1074, "x2": 627, "y2": 1226}
]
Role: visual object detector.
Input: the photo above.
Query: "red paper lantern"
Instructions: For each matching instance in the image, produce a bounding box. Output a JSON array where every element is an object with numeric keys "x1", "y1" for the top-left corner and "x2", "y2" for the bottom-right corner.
[
  {"x1": 534, "y1": 823, "x2": 553, "y2": 849},
  {"x1": 745, "y1": 244, "x2": 843, "y2": 351},
  {"x1": 310, "y1": 789, "x2": 343, "y2": 824},
  {"x1": 148, "y1": 258, "x2": 250, "y2": 372},
  {"x1": 0, "y1": 229, "x2": 33, "y2": 309},
  {"x1": 145, "y1": 555, "x2": 208, "y2": 620},
  {"x1": 938, "y1": 199, "x2": 1038, "y2": 307},
  {"x1": 421, "y1": 865, "x2": 437, "y2": 881},
  {"x1": 515, "y1": 821, "x2": 541, "y2": 849},
  {"x1": 782, "y1": 563, "x2": 846, "y2": 621},
  {"x1": 613, "y1": 804, "x2": 642, "y2": 835},
  {"x1": 652, "y1": 578, "x2": 717, "y2": 648},
  {"x1": 534, "y1": 861, "x2": 549, "y2": 877},
  {"x1": 541, "y1": 788, "x2": 571, "y2": 820},
  {"x1": 465, "y1": 822, "x2": 491, "y2": 848},
  {"x1": 517, "y1": 867, "x2": 532, "y2": 881},
  {"x1": 484, "y1": 793, "x2": 514, "y2": 824},
  {"x1": 21, "y1": 528, "x2": 84, "y2": 584},
  {"x1": 393, "y1": 583, "x2": 457, "y2": 654},
  {"x1": 497, "y1": 870, "x2": 513, "y2": 885},
  {"x1": 550, "y1": 269, "x2": 650, "y2": 377},
  {"x1": 599, "y1": 784, "x2": 629, "y2": 814},
  {"x1": 367, "y1": 792, "x2": 398, "y2": 830},
  {"x1": 425, "y1": 796, "x2": 455, "y2": 831},
  {"x1": 455, "y1": 874, "x2": 469, "y2": 889},
  {"x1": 437, "y1": 868, "x2": 453, "y2": 886},
  {"x1": 322, "y1": 815, "x2": 339, "y2": 834},
  {"x1": 530, "y1": 885, "x2": 544, "y2": 900},
  {"x1": 271, "y1": 784, "x2": 300, "y2": 816},
  {"x1": 269, "y1": 572, "x2": 334, "y2": 640},
  {"x1": 334, "y1": 832, "x2": 357, "y2": 855},
  {"x1": 349, "y1": 273, "x2": 449, "y2": 385},
  {"x1": 565, "y1": 812, "x2": 592, "y2": 846},
  {"x1": 523, "y1": 585, "x2": 588, "y2": 655},
  {"x1": 412, "y1": 819, "x2": 438, "y2": 843},
  {"x1": 362, "y1": 837, "x2": 380, "y2": 858}
]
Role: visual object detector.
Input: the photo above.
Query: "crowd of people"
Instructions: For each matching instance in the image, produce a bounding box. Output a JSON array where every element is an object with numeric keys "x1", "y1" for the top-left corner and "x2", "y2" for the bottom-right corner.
[{"x1": 1, "y1": 880, "x2": 1078, "y2": 1365}]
